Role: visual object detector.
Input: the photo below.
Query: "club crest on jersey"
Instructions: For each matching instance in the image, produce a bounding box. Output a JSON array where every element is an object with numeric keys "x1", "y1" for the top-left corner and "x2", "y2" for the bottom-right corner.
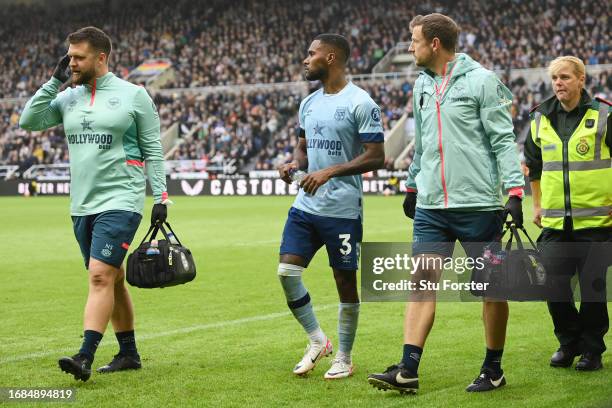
[
  {"x1": 106, "y1": 97, "x2": 121, "y2": 110},
  {"x1": 67, "y1": 99, "x2": 78, "y2": 112},
  {"x1": 334, "y1": 107, "x2": 347, "y2": 121},
  {"x1": 576, "y1": 137, "x2": 589, "y2": 155},
  {"x1": 371, "y1": 107, "x2": 381, "y2": 122}
]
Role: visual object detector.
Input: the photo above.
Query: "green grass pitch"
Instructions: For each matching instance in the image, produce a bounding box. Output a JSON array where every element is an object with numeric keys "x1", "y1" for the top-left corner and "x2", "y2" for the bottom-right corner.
[{"x1": 0, "y1": 195, "x2": 610, "y2": 408}]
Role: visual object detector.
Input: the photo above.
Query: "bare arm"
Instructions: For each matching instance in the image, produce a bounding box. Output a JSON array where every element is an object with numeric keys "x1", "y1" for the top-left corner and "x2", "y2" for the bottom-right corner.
[
  {"x1": 278, "y1": 130, "x2": 308, "y2": 183},
  {"x1": 530, "y1": 180, "x2": 542, "y2": 228},
  {"x1": 300, "y1": 142, "x2": 384, "y2": 195},
  {"x1": 293, "y1": 132, "x2": 308, "y2": 170}
]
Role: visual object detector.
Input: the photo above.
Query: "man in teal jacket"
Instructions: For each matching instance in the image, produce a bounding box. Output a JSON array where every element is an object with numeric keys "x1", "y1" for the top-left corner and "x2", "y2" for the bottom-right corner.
[
  {"x1": 368, "y1": 13, "x2": 524, "y2": 394},
  {"x1": 20, "y1": 27, "x2": 169, "y2": 381}
]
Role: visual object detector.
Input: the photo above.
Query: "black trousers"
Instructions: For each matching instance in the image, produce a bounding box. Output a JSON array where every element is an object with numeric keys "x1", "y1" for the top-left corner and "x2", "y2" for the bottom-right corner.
[{"x1": 538, "y1": 227, "x2": 611, "y2": 355}]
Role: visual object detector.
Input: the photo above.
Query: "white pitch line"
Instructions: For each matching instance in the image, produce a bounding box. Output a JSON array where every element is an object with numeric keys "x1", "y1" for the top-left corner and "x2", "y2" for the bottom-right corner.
[{"x1": 0, "y1": 304, "x2": 336, "y2": 365}]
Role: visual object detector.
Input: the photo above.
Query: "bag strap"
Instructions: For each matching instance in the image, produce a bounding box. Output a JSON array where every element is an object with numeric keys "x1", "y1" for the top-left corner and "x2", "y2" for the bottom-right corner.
[
  {"x1": 503, "y1": 222, "x2": 539, "y2": 252},
  {"x1": 518, "y1": 226, "x2": 538, "y2": 250},
  {"x1": 163, "y1": 222, "x2": 183, "y2": 246},
  {"x1": 137, "y1": 222, "x2": 184, "y2": 247},
  {"x1": 503, "y1": 223, "x2": 525, "y2": 251},
  {"x1": 503, "y1": 222, "x2": 514, "y2": 252},
  {"x1": 138, "y1": 224, "x2": 159, "y2": 247},
  {"x1": 510, "y1": 225, "x2": 525, "y2": 250}
]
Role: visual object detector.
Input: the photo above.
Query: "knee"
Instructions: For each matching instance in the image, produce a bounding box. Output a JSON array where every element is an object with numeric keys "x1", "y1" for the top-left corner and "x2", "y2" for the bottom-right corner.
[
  {"x1": 89, "y1": 273, "x2": 114, "y2": 289},
  {"x1": 88, "y1": 262, "x2": 118, "y2": 289},
  {"x1": 278, "y1": 263, "x2": 307, "y2": 302},
  {"x1": 278, "y1": 263, "x2": 304, "y2": 280}
]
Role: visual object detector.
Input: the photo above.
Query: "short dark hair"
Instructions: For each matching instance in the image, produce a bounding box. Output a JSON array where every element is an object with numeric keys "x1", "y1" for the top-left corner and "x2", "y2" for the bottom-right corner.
[
  {"x1": 409, "y1": 13, "x2": 459, "y2": 52},
  {"x1": 67, "y1": 26, "x2": 112, "y2": 56},
  {"x1": 314, "y1": 33, "x2": 350, "y2": 64}
]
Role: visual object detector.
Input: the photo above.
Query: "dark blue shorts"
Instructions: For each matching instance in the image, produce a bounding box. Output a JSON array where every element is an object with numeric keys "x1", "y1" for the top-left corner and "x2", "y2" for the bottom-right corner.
[
  {"x1": 412, "y1": 208, "x2": 504, "y2": 259},
  {"x1": 280, "y1": 207, "x2": 362, "y2": 271},
  {"x1": 72, "y1": 210, "x2": 142, "y2": 269}
]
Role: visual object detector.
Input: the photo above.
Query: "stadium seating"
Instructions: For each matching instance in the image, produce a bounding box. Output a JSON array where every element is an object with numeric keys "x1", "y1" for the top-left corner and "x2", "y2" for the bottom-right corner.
[
  {"x1": 3, "y1": 73, "x2": 608, "y2": 174},
  {"x1": 0, "y1": 0, "x2": 609, "y2": 97},
  {"x1": 1, "y1": 0, "x2": 610, "y2": 175}
]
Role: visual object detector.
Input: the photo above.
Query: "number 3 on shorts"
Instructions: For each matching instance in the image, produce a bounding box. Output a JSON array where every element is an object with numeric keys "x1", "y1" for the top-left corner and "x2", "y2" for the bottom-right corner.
[{"x1": 338, "y1": 234, "x2": 352, "y2": 255}]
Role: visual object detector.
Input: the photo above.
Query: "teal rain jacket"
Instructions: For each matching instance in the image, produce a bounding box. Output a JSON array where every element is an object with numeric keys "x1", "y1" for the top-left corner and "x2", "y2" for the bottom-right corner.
[{"x1": 406, "y1": 53, "x2": 524, "y2": 210}]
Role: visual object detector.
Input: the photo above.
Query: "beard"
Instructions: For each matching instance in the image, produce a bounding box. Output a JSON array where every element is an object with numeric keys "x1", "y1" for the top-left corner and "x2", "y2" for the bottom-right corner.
[
  {"x1": 305, "y1": 67, "x2": 326, "y2": 81},
  {"x1": 71, "y1": 68, "x2": 95, "y2": 85},
  {"x1": 414, "y1": 51, "x2": 434, "y2": 68}
]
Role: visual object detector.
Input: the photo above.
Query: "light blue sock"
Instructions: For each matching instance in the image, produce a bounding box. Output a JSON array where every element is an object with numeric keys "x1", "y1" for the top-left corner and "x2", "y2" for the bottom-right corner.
[
  {"x1": 278, "y1": 266, "x2": 320, "y2": 334},
  {"x1": 338, "y1": 302, "x2": 360, "y2": 354}
]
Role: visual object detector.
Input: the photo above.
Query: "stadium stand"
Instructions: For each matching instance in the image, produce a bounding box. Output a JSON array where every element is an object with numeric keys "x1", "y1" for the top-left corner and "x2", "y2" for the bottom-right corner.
[
  {"x1": 1, "y1": 0, "x2": 610, "y2": 176},
  {"x1": 0, "y1": 0, "x2": 609, "y2": 97},
  {"x1": 3, "y1": 72, "x2": 608, "y2": 174}
]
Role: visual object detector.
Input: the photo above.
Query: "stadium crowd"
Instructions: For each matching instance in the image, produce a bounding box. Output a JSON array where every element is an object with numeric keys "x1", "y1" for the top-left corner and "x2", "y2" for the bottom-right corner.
[
  {"x1": 1, "y1": 0, "x2": 610, "y2": 174},
  {"x1": 158, "y1": 89, "x2": 302, "y2": 170},
  {"x1": 254, "y1": 81, "x2": 412, "y2": 170},
  {"x1": 0, "y1": 0, "x2": 609, "y2": 98},
  {"x1": 1, "y1": 72, "x2": 610, "y2": 174}
]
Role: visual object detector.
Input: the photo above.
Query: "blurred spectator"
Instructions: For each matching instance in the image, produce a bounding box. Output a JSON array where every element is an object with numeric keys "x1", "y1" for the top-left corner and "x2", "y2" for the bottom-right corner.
[
  {"x1": 0, "y1": 0, "x2": 609, "y2": 98},
  {"x1": 2, "y1": 73, "x2": 609, "y2": 174}
]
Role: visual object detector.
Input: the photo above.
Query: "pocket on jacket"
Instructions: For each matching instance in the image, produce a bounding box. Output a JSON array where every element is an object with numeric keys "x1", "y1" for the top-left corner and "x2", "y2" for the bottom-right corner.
[{"x1": 445, "y1": 143, "x2": 496, "y2": 200}]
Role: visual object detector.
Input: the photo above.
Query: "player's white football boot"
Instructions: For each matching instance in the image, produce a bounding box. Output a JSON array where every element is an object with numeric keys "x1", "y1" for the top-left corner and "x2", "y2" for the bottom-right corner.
[
  {"x1": 293, "y1": 338, "x2": 333, "y2": 375},
  {"x1": 324, "y1": 356, "x2": 354, "y2": 379}
]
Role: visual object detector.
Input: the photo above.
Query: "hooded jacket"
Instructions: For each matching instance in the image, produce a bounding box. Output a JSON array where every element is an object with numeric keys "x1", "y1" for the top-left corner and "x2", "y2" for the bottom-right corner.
[{"x1": 405, "y1": 53, "x2": 524, "y2": 210}]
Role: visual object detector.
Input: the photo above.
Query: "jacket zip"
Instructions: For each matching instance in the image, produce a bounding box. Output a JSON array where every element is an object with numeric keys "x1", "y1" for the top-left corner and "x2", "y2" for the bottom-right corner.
[
  {"x1": 435, "y1": 100, "x2": 448, "y2": 207},
  {"x1": 561, "y1": 140, "x2": 573, "y2": 229},
  {"x1": 90, "y1": 78, "x2": 96, "y2": 106},
  {"x1": 433, "y1": 62, "x2": 457, "y2": 208}
]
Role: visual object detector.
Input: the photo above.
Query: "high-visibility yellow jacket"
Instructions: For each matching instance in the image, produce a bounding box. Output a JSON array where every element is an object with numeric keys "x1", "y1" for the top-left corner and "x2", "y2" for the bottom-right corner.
[{"x1": 530, "y1": 97, "x2": 611, "y2": 230}]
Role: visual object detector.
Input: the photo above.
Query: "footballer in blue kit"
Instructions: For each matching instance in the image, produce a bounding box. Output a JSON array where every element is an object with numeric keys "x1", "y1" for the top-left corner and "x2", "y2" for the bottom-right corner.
[{"x1": 277, "y1": 34, "x2": 384, "y2": 379}]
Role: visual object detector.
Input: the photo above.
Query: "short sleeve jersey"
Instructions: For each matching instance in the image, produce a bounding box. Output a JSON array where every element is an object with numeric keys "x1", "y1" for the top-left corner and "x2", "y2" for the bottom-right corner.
[{"x1": 293, "y1": 82, "x2": 384, "y2": 219}]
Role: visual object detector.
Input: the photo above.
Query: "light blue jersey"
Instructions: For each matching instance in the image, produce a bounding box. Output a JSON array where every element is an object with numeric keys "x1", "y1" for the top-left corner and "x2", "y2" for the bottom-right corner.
[{"x1": 293, "y1": 82, "x2": 384, "y2": 219}]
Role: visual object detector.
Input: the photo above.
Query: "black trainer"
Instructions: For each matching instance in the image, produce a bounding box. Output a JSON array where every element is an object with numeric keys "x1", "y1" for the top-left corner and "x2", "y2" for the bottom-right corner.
[
  {"x1": 575, "y1": 352, "x2": 603, "y2": 371},
  {"x1": 97, "y1": 353, "x2": 142, "y2": 373},
  {"x1": 367, "y1": 363, "x2": 419, "y2": 395},
  {"x1": 58, "y1": 353, "x2": 92, "y2": 382},
  {"x1": 465, "y1": 367, "x2": 506, "y2": 392}
]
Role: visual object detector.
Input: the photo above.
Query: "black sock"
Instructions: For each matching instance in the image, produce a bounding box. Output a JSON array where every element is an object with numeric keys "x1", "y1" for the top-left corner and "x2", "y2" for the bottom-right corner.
[
  {"x1": 401, "y1": 344, "x2": 423, "y2": 375},
  {"x1": 115, "y1": 330, "x2": 139, "y2": 357},
  {"x1": 79, "y1": 330, "x2": 103, "y2": 361},
  {"x1": 483, "y1": 348, "x2": 503, "y2": 373}
]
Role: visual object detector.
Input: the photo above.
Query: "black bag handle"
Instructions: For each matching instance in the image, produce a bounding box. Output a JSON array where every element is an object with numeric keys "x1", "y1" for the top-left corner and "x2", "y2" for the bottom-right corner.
[
  {"x1": 503, "y1": 222, "x2": 538, "y2": 252},
  {"x1": 137, "y1": 222, "x2": 184, "y2": 247},
  {"x1": 138, "y1": 224, "x2": 159, "y2": 247},
  {"x1": 161, "y1": 222, "x2": 183, "y2": 246}
]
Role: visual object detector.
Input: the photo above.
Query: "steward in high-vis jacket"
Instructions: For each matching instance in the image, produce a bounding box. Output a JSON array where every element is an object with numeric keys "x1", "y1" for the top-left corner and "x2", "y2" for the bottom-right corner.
[{"x1": 524, "y1": 56, "x2": 611, "y2": 372}]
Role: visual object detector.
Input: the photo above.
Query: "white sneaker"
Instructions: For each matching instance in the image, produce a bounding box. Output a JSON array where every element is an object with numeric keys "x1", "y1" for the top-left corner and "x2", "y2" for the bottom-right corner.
[
  {"x1": 324, "y1": 356, "x2": 354, "y2": 379},
  {"x1": 293, "y1": 338, "x2": 333, "y2": 375}
]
